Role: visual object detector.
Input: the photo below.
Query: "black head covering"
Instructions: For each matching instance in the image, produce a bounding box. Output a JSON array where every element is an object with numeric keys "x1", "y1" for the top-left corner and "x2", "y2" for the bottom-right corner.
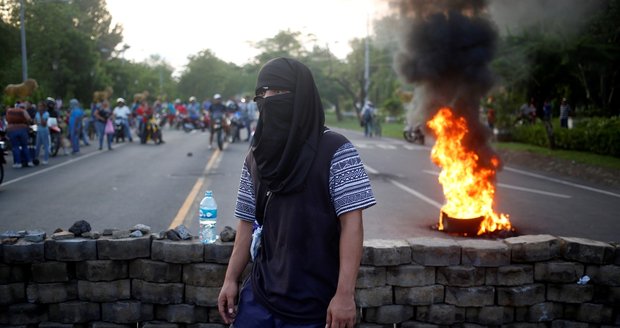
[{"x1": 251, "y1": 57, "x2": 325, "y2": 194}]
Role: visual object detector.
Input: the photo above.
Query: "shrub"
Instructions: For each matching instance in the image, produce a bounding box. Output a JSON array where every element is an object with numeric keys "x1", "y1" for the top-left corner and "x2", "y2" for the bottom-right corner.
[{"x1": 512, "y1": 117, "x2": 620, "y2": 157}]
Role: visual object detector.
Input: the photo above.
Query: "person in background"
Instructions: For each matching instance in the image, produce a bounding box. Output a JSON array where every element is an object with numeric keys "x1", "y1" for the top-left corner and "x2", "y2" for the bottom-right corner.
[
  {"x1": 94, "y1": 100, "x2": 114, "y2": 150},
  {"x1": 113, "y1": 98, "x2": 133, "y2": 142},
  {"x1": 361, "y1": 100, "x2": 375, "y2": 137},
  {"x1": 33, "y1": 100, "x2": 50, "y2": 165},
  {"x1": 68, "y1": 99, "x2": 85, "y2": 154},
  {"x1": 217, "y1": 57, "x2": 376, "y2": 328},
  {"x1": 6, "y1": 102, "x2": 33, "y2": 168},
  {"x1": 559, "y1": 98, "x2": 571, "y2": 128},
  {"x1": 207, "y1": 94, "x2": 227, "y2": 149}
]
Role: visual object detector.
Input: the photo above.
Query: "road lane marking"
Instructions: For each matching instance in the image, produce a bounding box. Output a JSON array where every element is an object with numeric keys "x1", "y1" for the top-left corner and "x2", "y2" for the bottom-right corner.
[
  {"x1": 422, "y1": 170, "x2": 572, "y2": 199},
  {"x1": 2, "y1": 144, "x2": 127, "y2": 186},
  {"x1": 365, "y1": 165, "x2": 442, "y2": 210},
  {"x1": 504, "y1": 166, "x2": 620, "y2": 198},
  {"x1": 169, "y1": 148, "x2": 221, "y2": 229}
]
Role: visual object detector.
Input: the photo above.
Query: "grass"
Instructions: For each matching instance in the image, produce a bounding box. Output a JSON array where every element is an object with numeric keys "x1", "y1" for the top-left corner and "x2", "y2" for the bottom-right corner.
[{"x1": 325, "y1": 110, "x2": 620, "y2": 171}]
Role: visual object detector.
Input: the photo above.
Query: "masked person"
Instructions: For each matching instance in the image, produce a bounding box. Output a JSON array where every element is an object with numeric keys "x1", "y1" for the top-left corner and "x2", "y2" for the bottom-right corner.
[{"x1": 218, "y1": 57, "x2": 376, "y2": 328}]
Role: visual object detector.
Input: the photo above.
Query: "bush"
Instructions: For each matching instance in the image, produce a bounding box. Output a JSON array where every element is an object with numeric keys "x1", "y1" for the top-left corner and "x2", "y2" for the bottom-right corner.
[{"x1": 512, "y1": 117, "x2": 620, "y2": 157}]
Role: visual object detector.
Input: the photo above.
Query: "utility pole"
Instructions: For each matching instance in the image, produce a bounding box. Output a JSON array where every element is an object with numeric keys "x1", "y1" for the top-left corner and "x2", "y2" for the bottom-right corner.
[
  {"x1": 20, "y1": 0, "x2": 28, "y2": 82},
  {"x1": 363, "y1": 14, "x2": 370, "y2": 104}
]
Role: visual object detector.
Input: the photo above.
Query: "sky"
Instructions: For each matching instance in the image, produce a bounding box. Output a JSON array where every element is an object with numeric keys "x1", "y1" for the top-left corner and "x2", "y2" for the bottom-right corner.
[{"x1": 106, "y1": 0, "x2": 388, "y2": 75}]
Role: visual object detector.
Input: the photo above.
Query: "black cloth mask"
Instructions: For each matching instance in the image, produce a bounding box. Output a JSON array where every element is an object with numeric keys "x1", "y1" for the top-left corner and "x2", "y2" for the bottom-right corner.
[{"x1": 251, "y1": 57, "x2": 325, "y2": 195}]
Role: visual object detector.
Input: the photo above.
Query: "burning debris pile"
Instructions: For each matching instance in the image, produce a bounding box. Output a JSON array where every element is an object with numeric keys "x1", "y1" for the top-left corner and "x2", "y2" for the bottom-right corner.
[{"x1": 396, "y1": 0, "x2": 515, "y2": 237}]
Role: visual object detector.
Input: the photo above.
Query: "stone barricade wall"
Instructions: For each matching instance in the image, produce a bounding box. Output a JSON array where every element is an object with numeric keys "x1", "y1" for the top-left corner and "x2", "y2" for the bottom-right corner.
[{"x1": 0, "y1": 234, "x2": 619, "y2": 327}]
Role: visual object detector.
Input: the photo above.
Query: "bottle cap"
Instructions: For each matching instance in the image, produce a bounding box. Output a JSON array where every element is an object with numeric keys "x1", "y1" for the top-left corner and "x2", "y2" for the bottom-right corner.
[{"x1": 205, "y1": 190, "x2": 213, "y2": 197}]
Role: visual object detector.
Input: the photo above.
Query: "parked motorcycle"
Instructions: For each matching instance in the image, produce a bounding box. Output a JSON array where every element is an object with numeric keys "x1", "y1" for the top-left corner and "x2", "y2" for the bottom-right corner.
[{"x1": 403, "y1": 123, "x2": 425, "y2": 145}]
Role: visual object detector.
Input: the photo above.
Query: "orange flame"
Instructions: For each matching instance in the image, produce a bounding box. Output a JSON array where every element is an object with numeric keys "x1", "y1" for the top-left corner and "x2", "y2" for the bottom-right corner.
[{"x1": 427, "y1": 107, "x2": 511, "y2": 235}]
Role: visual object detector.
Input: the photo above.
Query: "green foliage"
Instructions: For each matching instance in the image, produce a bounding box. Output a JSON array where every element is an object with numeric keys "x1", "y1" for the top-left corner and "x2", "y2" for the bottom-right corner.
[{"x1": 512, "y1": 117, "x2": 620, "y2": 157}]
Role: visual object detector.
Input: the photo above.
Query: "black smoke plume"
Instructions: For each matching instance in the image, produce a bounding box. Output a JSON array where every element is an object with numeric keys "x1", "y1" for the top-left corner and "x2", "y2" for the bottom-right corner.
[{"x1": 396, "y1": 0, "x2": 499, "y2": 169}]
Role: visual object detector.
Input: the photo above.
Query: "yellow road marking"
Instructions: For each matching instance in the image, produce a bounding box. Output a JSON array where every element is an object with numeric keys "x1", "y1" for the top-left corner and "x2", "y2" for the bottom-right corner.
[{"x1": 169, "y1": 148, "x2": 221, "y2": 228}]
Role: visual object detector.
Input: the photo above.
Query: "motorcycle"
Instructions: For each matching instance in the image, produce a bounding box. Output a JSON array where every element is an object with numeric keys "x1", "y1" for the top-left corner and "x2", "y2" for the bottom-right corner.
[
  {"x1": 114, "y1": 118, "x2": 125, "y2": 143},
  {"x1": 141, "y1": 115, "x2": 163, "y2": 145},
  {"x1": 212, "y1": 114, "x2": 225, "y2": 150},
  {"x1": 403, "y1": 123, "x2": 425, "y2": 145}
]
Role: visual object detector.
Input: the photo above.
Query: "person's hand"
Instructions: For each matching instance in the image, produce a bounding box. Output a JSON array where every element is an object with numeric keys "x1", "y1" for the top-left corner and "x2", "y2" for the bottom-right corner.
[
  {"x1": 325, "y1": 291, "x2": 357, "y2": 328},
  {"x1": 217, "y1": 280, "x2": 239, "y2": 324}
]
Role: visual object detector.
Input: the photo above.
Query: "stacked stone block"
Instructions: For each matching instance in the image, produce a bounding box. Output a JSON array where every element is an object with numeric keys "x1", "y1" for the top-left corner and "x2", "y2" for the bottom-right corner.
[{"x1": 1, "y1": 233, "x2": 618, "y2": 327}]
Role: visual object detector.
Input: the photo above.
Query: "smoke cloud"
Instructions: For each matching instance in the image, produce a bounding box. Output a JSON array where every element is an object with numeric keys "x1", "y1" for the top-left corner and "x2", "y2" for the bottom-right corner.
[{"x1": 396, "y1": 0, "x2": 499, "y2": 169}]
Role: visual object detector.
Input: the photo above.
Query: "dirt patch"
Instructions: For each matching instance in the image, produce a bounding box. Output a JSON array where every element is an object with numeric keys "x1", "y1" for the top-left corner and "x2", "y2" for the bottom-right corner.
[{"x1": 496, "y1": 149, "x2": 620, "y2": 189}]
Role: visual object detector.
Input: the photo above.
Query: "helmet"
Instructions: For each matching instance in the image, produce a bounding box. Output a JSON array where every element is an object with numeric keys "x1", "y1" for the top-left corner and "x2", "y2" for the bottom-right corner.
[
  {"x1": 45, "y1": 97, "x2": 55, "y2": 107},
  {"x1": 175, "y1": 98, "x2": 181, "y2": 104},
  {"x1": 189, "y1": 96, "x2": 196, "y2": 102},
  {"x1": 116, "y1": 97, "x2": 125, "y2": 103},
  {"x1": 213, "y1": 94, "x2": 222, "y2": 100}
]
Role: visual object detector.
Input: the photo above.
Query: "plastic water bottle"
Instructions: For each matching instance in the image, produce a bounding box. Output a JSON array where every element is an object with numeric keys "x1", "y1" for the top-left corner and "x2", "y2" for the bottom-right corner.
[{"x1": 199, "y1": 190, "x2": 218, "y2": 244}]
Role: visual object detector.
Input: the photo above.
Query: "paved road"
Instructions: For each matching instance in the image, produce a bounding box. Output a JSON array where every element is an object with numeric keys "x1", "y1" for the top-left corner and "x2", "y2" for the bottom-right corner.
[{"x1": 1, "y1": 127, "x2": 619, "y2": 243}]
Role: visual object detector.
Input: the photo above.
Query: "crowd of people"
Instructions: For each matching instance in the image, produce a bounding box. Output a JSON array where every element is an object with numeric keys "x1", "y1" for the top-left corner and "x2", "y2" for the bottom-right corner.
[{"x1": 0, "y1": 93, "x2": 259, "y2": 168}]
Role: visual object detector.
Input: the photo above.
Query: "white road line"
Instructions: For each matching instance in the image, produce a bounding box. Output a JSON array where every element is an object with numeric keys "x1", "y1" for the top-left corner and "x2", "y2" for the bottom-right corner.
[
  {"x1": 497, "y1": 183, "x2": 571, "y2": 198},
  {"x1": 422, "y1": 169, "x2": 572, "y2": 199},
  {"x1": 376, "y1": 144, "x2": 397, "y2": 150},
  {"x1": 365, "y1": 164, "x2": 442, "y2": 209},
  {"x1": 2, "y1": 144, "x2": 127, "y2": 186},
  {"x1": 504, "y1": 166, "x2": 620, "y2": 198}
]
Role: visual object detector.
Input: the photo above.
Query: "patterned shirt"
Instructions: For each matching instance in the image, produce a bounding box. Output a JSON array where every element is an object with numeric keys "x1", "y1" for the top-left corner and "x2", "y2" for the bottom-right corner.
[{"x1": 234, "y1": 142, "x2": 376, "y2": 221}]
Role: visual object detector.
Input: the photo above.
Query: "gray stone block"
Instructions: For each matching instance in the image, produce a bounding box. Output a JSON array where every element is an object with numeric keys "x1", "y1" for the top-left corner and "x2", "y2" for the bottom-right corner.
[
  {"x1": 142, "y1": 322, "x2": 181, "y2": 328},
  {"x1": 586, "y1": 264, "x2": 620, "y2": 286},
  {"x1": 48, "y1": 301, "x2": 100, "y2": 323},
  {"x1": 7, "y1": 303, "x2": 48, "y2": 325},
  {"x1": 497, "y1": 284, "x2": 546, "y2": 306},
  {"x1": 534, "y1": 261, "x2": 584, "y2": 283},
  {"x1": 185, "y1": 285, "x2": 221, "y2": 307},
  {"x1": 362, "y1": 239, "x2": 412, "y2": 266},
  {"x1": 187, "y1": 324, "x2": 228, "y2": 328},
  {"x1": 97, "y1": 236, "x2": 151, "y2": 260},
  {"x1": 204, "y1": 242, "x2": 233, "y2": 264},
  {"x1": 445, "y1": 286, "x2": 494, "y2": 306},
  {"x1": 90, "y1": 322, "x2": 134, "y2": 328},
  {"x1": 101, "y1": 300, "x2": 151, "y2": 323},
  {"x1": 486, "y1": 264, "x2": 534, "y2": 286},
  {"x1": 208, "y1": 307, "x2": 225, "y2": 324},
  {"x1": 0, "y1": 283, "x2": 25, "y2": 305},
  {"x1": 459, "y1": 239, "x2": 510, "y2": 267},
  {"x1": 132, "y1": 279, "x2": 184, "y2": 304},
  {"x1": 130, "y1": 259, "x2": 182, "y2": 282},
  {"x1": 465, "y1": 306, "x2": 507, "y2": 325},
  {"x1": 45, "y1": 239, "x2": 97, "y2": 261},
  {"x1": 356, "y1": 266, "x2": 386, "y2": 288},
  {"x1": 76, "y1": 260, "x2": 128, "y2": 281},
  {"x1": 38, "y1": 322, "x2": 74, "y2": 328},
  {"x1": 547, "y1": 284, "x2": 594, "y2": 303},
  {"x1": 400, "y1": 322, "x2": 440, "y2": 328},
  {"x1": 78, "y1": 279, "x2": 131, "y2": 302},
  {"x1": 183, "y1": 263, "x2": 227, "y2": 287},
  {"x1": 3, "y1": 240, "x2": 44, "y2": 263},
  {"x1": 416, "y1": 304, "x2": 463, "y2": 325},
  {"x1": 0, "y1": 263, "x2": 27, "y2": 283},
  {"x1": 504, "y1": 235, "x2": 561, "y2": 262},
  {"x1": 355, "y1": 286, "x2": 393, "y2": 307},
  {"x1": 365, "y1": 305, "x2": 414, "y2": 324},
  {"x1": 408, "y1": 237, "x2": 461, "y2": 266},
  {"x1": 560, "y1": 237, "x2": 614, "y2": 264},
  {"x1": 387, "y1": 265, "x2": 435, "y2": 287},
  {"x1": 31, "y1": 262, "x2": 69, "y2": 283},
  {"x1": 394, "y1": 285, "x2": 444, "y2": 305},
  {"x1": 26, "y1": 282, "x2": 78, "y2": 303},
  {"x1": 526, "y1": 302, "x2": 563, "y2": 322},
  {"x1": 151, "y1": 239, "x2": 204, "y2": 263},
  {"x1": 155, "y1": 304, "x2": 208, "y2": 323},
  {"x1": 573, "y1": 303, "x2": 614, "y2": 324},
  {"x1": 436, "y1": 266, "x2": 485, "y2": 287},
  {"x1": 550, "y1": 320, "x2": 591, "y2": 328}
]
